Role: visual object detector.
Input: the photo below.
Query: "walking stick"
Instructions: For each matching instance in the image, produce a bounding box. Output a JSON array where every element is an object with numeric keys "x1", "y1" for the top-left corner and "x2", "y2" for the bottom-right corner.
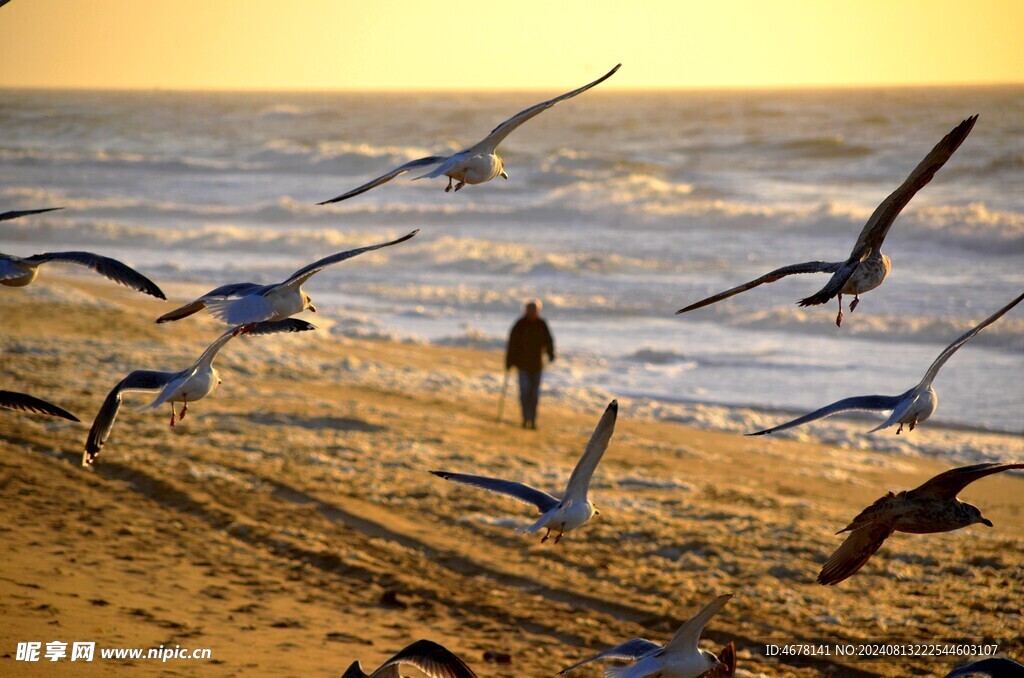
[{"x1": 496, "y1": 369, "x2": 510, "y2": 422}]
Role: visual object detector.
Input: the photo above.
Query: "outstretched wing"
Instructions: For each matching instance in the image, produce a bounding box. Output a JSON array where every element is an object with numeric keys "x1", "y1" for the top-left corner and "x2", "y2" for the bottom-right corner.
[
  {"x1": 557, "y1": 638, "x2": 662, "y2": 675},
  {"x1": 817, "y1": 522, "x2": 894, "y2": 585},
  {"x1": 912, "y1": 462, "x2": 1024, "y2": 501},
  {"x1": 318, "y1": 156, "x2": 448, "y2": 205},
  {"x1": 0, "y1": 390, "x2": 80, "y2": 421},
  {"x1": 562, "y1": 400, "x2": 617, "y2": 502},
  {"x1": 84, "y1": 370, "x2": 178, "y2": 466},
  {"x1": 283, "y1": 230, "x2": 419, "y2": 288},
  {"x1": 468, "y1": 64, "x2": 621, "y2": 155},
  {"x1": 24, "y1": 251, "x2": 166, "y2": 299},
  {"x1": 430, "y1": 471, "x2": 560, "y2": 513},
  {"x1": 663, "y1": 594, "x2": 733, "y2": 656},
  {"x1": 852, "y1": 115, "x2": 978, "y2": 255},
  {"x1": 191, "y1": 318, "x2": 318, "y2": 370},
  {"x1": 747, "y1": 394, "x2": 905, "y2": 436},
  {"x1": 374, "y1": 640, "x2": 478, "y2": 678},
  {"x1": 676, "y1": 261, "x2": 842, "y2": 314},
  {"x1": 0, "y1": 207, "x2": 63, "y2": 221},
  {"x1": 921, "y1": 291, "x2": 1024, "y2": 386},
  {"x1": 837, "y1": 492, "x2": 905, "y2": 534},
  {"x1": 943, "y1": 658, "x2": 1024, "y2": 678}
]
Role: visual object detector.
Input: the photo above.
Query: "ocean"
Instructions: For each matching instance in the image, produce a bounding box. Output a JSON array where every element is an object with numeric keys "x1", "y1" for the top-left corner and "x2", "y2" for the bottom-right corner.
[{"x1": 1, "y1": 86, "x2": 1022, "y2": 437}]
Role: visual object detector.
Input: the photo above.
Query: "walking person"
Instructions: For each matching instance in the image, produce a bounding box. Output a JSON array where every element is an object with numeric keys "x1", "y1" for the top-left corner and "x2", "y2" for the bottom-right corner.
[{"x1": 505, "y1": 300, "x2": 555, "y2": 429}]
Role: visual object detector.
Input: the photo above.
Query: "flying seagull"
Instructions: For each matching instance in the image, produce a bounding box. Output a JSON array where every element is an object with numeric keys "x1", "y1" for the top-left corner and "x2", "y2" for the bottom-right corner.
[
  {"x1": 676, "y1": 116, "x2": 978, "y2": 326},
  {"x1": 83, "y1": 319, "x2": 315, "y2": 466},
  {"x1": 944, "y1": 658, "x2": 1024, "y2": 678},
  {"x1": 749, "y1": 291, "x2": 1024, "y2": 437},
  {"x1": 431, "y1": 400, "x2": 617, "y2": 543},
  {"x1": 318, "y1": 64, "x2": 621, "y2": 204},
  {"x1": 1, "y1": 249, "x2": 166, "y2": 299},
  {"x1": 156, "y1": 230, "x2": 417, "y2": 325},
  {"x1": 0, "y1": 390, "x2": 80, "y2": 421},
  {"x1": 0, "y1": 207, "x2": 63, "y2": 221},
  {"x1": 341, "y1": 640, "x2": 477, "y2": 678},
  {"x1": 817, "y1": 462, "x2": 1024, "y2": 586},
  {"x1": 559, "y1": 593, "x2": 733, "y2": 677}
]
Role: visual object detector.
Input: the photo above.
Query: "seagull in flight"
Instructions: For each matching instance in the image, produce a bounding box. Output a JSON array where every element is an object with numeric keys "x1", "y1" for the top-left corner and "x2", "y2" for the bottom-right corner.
[
  {"x1": 318, "y1": 64, "x2": 620, "y2": 204},
  {"x1": 156, "y1": 230, "x2": 417, "y2": 325},
  {"x1": 83, "y1": 319, "x2": 315, "y2": 466},
  {"x1": 1, "y1": 249, "x2": 166, "y2": 299},
  {"x1": 558, "y1": 593, "x2": 733, "y2": 677},
  {"x1": 431, "y1": 400, "x2": 617, "y2": 543},
  {"x1": 817, "y1": 462, "x2": 1024, "y2": 586},
  {"x1": 749, "y1": 291, "x2": 1024, "y2": 437},
  {"x1": 341, "y1": 640, "x2": 477, "y2": 678},
  {"x1": 676, "y1": 116, "x2": 978, "y2": 326},
  {"x1": 0, "y1": 390, "x2": 80, "y2": 421}
]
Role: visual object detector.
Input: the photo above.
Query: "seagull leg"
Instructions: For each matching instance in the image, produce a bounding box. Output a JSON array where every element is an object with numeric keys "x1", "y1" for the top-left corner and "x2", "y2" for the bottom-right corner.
[
  {"x1": 444, "y1": 177, "x2": 453, "y2": 193},
  {"x1": 179, "y1": 395, "x2": 188, "y2": 422},
  {"x1": 169, "y1": 403, "x2": 177, "y2": 427},
  {"x1": 896, "y1": 423, "x2": 904, "y2": 435},
  {"x1": 850, "y1": 294, "x2": 860, "y2": 312},
  {"x1": 454, "y1": 179, "x2": 466, "y2": 192},
  {"x1": 554, "y1": 524, "x2": 565, "y2": 544},
  {"x1": 540, "y1": 527, "x2": 551, "y2": 543},
  {"x1": 835, "y1": 293, "x2": 843, "y2": 327},
  {"x1": 909, "y1": 420, "x2": 916, "y2": 432}
]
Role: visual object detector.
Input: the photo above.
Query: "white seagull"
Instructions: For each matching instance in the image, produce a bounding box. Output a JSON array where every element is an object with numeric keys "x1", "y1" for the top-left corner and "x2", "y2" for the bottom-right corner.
[
  {"x1": 155, "y1": 230, "x2": 417, "y2": 325},
  {"x1": 0, "y1": 390, "x2": 80, "y2": 422},
  {"x1": 676, "y1": 116, "x2": 977, "y2": 326},
  {"x1": 431, "y1": 400, "x2": 617, "y2": 543},
  {"x1": 341, "y1": 640, "x2": 477, "y2": 678},
  {"x1": 750, "y1": 291, "x2": 1024, "y2": 437},
  {"x1": 83, "y1": 319, "x2": 315, "y2": 466},
  {"x1": 318, "y1": 64, "x2": 621, "y2": 204},
  {"x1": 559, "y1": 593, "x2": 733, "y2": 678}
]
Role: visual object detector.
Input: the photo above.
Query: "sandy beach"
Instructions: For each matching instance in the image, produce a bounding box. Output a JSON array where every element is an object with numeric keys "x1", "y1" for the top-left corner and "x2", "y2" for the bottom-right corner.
[{"x1": 1, "y1": 275, "x2": 1021, "y2": 677}]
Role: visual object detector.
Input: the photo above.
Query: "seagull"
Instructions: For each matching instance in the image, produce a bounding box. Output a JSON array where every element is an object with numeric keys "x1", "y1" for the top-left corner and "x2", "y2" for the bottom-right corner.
[
  {"x1": 749, "y1": 291, "x2": 1024, "y2": 437},
  {"x1": 0, "y1": 390, "x2": 80, "y2": 421},
  {"x1": 676, "y1": 116, "x2": 978, "y2": 326},
  {"x1": 341, "y1": 640, "x2": 477, "y2": 678},
  {"x1": 83, "y1": 318, "x2": 315, "y2": 466},
  {"x1": 558, "y1": 593, "x2": 733, "y2": 677},
  {"x1": 0, "y1": 207, "x2": 63, "y2": 221},
  {"x1": 817, "y1": 462, "x2": 1024, "y2": 586},
  {"x1": 155, "y1": 230, "x2": 417, "y2": 325},
  {"x1": 1, "y1": 249, "x2": 166, "y2": 299},
  {"x1": 944, "y1": 658, "x2": 1024, "y2": 677},
  {"x1": 431, "y1": 400, "x2": 617, "y2": 543},
  {"x1": 318, "y1": 64, "x2": 621, "y2": 204}
]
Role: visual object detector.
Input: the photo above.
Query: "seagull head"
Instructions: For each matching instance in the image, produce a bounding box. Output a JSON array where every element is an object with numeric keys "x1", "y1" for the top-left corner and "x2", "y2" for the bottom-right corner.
[
  {"x1": 966, "y1": 503, "x2": 993, "y2": 527},
  {"x1": 498, "y1": 158, "x2": 508, "y2": 180},
  {"x1": 701, "y1": 650, "x2": 723, "y2": 672},
  {"x1": 302, "y1": 292, "x2": 316, "y2": 313}
]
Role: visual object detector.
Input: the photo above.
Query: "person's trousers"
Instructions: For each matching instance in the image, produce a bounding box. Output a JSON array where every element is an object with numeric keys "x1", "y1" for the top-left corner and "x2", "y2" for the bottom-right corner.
[{"x1": 517, "y1": 369, "x2": 542, "y2": 423}]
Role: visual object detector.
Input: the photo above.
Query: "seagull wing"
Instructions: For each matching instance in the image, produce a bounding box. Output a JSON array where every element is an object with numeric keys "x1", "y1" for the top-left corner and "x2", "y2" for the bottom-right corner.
[
  {"x1": 155, "y1": 283, "x2": 269, "y2": 324},
  {"x1": 852, "y1": 115, "x2": 978, "y2": 255},
  {"x1": 372, "y1": 640, "x2": 478, "y2": 678},
  {"x1": 23, "y1": 251, "x2": 166, "y2": 299},
  {"x1": 557, "y1": 638, "x2": 663, "y2": 675},
  {"x1": 662, "y1": 594, "x2": 733, "y2": 656},
  {"x1": 282, "y1": 230, "x2": 419, "y2": 288},
  {"x1": 0, "y1": 207, "x2": 63, "y2": 221},
  {"x1": 562, "y1": 400, "x2": 617, "y2": 502},
  {"x1": 318, "y1": 156, "x2": 449, "y2": 205},
  {"x1": 191, "y1": 318, "x2": 318, "y2": 371},
  {"x1": 836, "y1": 492, "x2": 905, "y2": 533},
  {"x1": 468, "y1": 64, "x2": 621, "y2": 155},
  {"x1": 911, "y1": 462, "x2": 1024, "y2": 501},
  {"x1": 84, "y1": 370, "x2": 178, "y2": 466},
  {"x1": 817, "y1": 522, "x2": 894, "y2": 585},
  {"x1": 747, "y1": 394, "x2": 905, "y2": 436},
  {"x1": 676, "y1": 261, "x2": 843, "y2": 314},
  {"x1": 920, "y1": 291, "x2": 1024, "y2": 387},
  {"x1": 430, "y1": 471, "x2": 560, "y2": 513},
  {"x1": 943, "y1": 658, "x2": 1024, "y2": 678},
  {"x1": 0, "y1": 390, "x2": 80, "y2": 421}
]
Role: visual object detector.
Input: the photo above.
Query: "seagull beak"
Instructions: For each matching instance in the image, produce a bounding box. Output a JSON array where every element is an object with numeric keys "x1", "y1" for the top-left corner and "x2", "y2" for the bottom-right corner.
[
  {"x1": 308, "y1": 304, "x2": 317, "y2": 313},
  {"x1": 981, "y1": 518, "x2": 993, "y2": 527},
  {"x1": 500, "y1": 170, "x2": 509, "y2": 180}
]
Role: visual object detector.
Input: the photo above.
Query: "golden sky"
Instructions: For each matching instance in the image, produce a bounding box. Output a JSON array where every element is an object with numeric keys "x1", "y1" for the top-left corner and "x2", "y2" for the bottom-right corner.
[{"x1": 0, "y1": 0, "x2": 1021, "y2": 90}]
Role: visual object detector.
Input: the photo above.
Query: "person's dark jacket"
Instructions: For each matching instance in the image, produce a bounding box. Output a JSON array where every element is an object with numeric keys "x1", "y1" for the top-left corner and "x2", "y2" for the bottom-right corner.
[{"x1": 505, "y1": 317, "x2": 555, "y2": 373}]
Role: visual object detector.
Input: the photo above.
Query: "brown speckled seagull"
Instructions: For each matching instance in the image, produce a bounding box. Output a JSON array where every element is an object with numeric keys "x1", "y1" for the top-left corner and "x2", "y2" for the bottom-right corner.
[
  {"x1": 677, "y1": 116, "x2": 978, "y2": 326},
  {"x1": 818, "y1": 462, "x2": 1024, "y2": 585}
]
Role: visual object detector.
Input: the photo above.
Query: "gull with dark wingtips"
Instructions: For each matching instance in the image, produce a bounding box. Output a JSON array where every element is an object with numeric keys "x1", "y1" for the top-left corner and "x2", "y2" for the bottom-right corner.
[
  {"x1": 318, "y1": 65, "x2": 620, "y2": 204},
  {"x1": 749, "y1": 291, "x2": 1024, "y2": 437},
  {"x1": 431, "y1": 400, "x2": 617, "y2": 543},
  {"x1": 818, "y1": 462, "x2": 1024, "y2": 585},
  {"x1": 676, "y1": 116, "x2": 977, "y2": 326},
  {"x1": 341, "y1": 639, "x2": 477, "y2": 678}
]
